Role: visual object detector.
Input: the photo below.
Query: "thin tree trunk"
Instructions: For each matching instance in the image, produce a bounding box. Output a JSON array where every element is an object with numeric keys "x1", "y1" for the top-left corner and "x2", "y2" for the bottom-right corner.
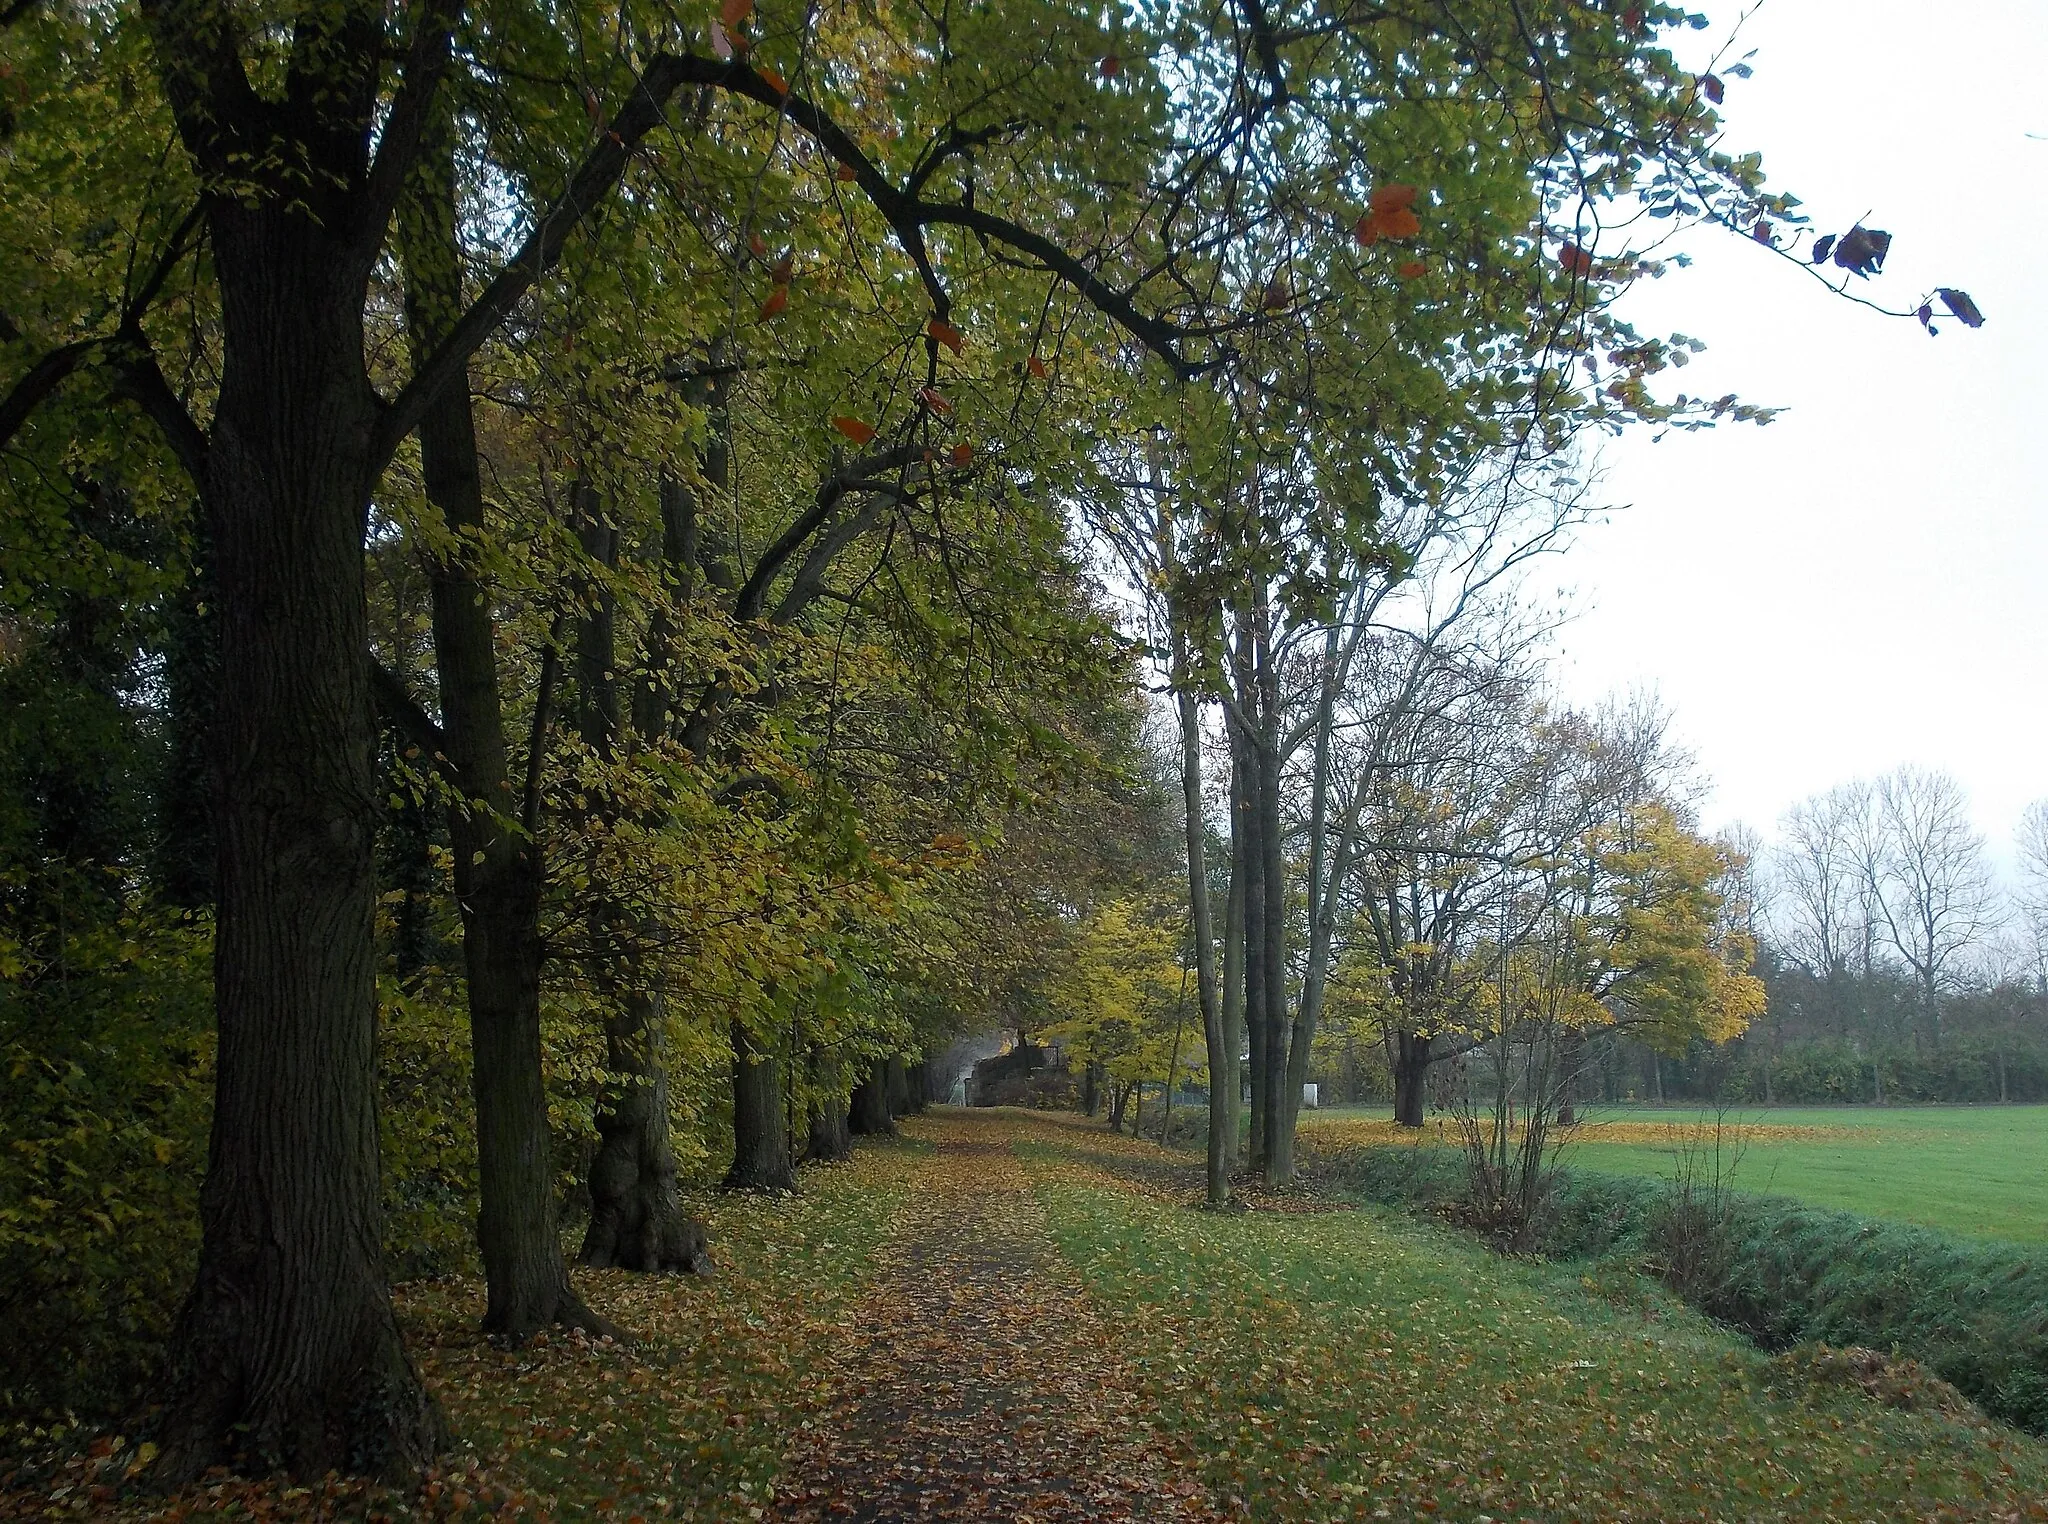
[
  {"x1": 396, "y1": 131, "x2": 604, "y2": 1339},
  {"x1": 1221, "y1": 822, "x2": 1245, "y2": 1173},
  {"x1": 1254, "y1": 593, "x2": 1292, "y2": 1186},
  {"x1": 1160, "y1": 967, "x2": 1188, "y2": 1148},
  {"x1": 1232, "y1": 620, "x2": 1268, "y2": 1176}
]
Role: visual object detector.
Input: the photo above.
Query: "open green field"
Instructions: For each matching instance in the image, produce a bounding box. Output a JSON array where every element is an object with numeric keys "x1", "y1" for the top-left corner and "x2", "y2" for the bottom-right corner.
[
  {"x1": 1564, "y1": 1104, "x2": 2048, "y2": 1245},
  {"x1": 1301, "y1": 1103, "x2": 2048, "y2": 1244}
]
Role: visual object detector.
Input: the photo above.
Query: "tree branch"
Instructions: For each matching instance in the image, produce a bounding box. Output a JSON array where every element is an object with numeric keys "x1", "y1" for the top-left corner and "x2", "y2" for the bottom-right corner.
[
  {"x1": 734, "y1": 442, "x2": 920, "y2": 622},
  {"x1": 376, "y1": 53, "x2": 1211, "y2": 474},
  {"x1": 351, "y1": 0, "x2": 461, "y2": 259},
  {"x1": 369, "y1": 658, "x2": 466, "y2": 791}
]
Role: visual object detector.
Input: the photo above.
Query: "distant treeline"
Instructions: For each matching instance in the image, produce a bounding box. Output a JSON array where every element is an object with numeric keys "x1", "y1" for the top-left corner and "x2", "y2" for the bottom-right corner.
[{"x1": 1310, "y1": 953, "x2": 2048, "y2": 1109}]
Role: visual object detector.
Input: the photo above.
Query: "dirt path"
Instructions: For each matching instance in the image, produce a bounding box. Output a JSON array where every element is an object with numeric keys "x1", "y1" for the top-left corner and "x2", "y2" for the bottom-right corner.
[{"x1": 770, "y1": 1113, "x2": 1214, "y2": 1523}]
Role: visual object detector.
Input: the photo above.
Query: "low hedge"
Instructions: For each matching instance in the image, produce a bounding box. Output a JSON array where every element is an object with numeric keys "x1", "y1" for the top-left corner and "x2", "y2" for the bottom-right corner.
[{"x1": 1315, "y1": 1141, "x2": 2048, "y2": 1434}]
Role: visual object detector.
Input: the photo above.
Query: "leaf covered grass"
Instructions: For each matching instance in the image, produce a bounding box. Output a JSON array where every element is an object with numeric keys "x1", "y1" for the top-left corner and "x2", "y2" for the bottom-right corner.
[
  {"x1": 2, "y1": 1136, "x2": 927, "y2": 1522},
  {"x1": 1023, "y1": 1121, "x2": 2048, "y2": 1523}
]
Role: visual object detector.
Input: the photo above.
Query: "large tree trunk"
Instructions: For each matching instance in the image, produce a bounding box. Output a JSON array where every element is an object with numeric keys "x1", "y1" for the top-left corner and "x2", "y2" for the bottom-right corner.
[
  {"x1": 399, "y1": 131, "x2": 602, "y2": 1339},
  {"x1": 1393, "y1": 1031, "x2": 1433, "y2": 1128},
  {"x1": 580, "y1": 991, "x2": 708, "y2": 1271},
  {"x1": 155, "y1": 208, "x2": 439, "y2": 1481},
  {"x1": 804, "y1": 1047, "x2": 852, "y2": 1162},
  {"x1": 849, "y1": 1062, "x2": 894, "y2": 1134},
  {"x1": 726, "y1": 1020, "x2": 796, "y2": 1190}
]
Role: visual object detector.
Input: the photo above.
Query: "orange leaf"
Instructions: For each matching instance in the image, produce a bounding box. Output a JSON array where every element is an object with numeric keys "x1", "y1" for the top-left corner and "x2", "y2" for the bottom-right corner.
[
  {"x1": 720, "y1": 0, "x2": 753, "y2": 26},
  {"x1": 1352, "y1": 215, "x2": 1380, "y2": 248},
  {"x1": 1397, "y1": 259, "x2": 1427, "y2": 279},
  {"x1": 1558, "y1": 243, "x2": 1594, "y2": 276},
  {"x1": 759, "y1": 66, "x2": 789, "y2": 95},
  {"x1": 1369, "y1": 182, "x2": 1419, "y2": 213},
  {"x1": 835, "y1": 162, "x2": 858, "y2": 182},
  {"x1": 950, "y1": 442, "x2": 975, "y2": 466},
  {"x1": 1376, "y1": 206, "x2": 1422, "y2": 240},
  {"x1": 831, "y1": 416, "x2": 877, "y2": 444},
  {"x1": 916, "y1": 386, "x2": 954, "y2": 416},
  {"x1": 1026, "y1": 353, "x2": 1050, "y2": 379},
  {"x1": 758, "y1": 285, "x2": 788, "y2": 319},
  {"x1": 1099, "y1": 53, "x2": 1122, "y2": 77},
  {"x1": 927, "y1": 318, "x2": 965, "y2": 355}
]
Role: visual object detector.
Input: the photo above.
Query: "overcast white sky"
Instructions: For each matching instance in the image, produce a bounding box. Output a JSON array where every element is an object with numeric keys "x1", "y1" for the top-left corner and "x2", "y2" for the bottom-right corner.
[{"x1": 1548, "y1": 0, "x2": 2048, "y2": 865}]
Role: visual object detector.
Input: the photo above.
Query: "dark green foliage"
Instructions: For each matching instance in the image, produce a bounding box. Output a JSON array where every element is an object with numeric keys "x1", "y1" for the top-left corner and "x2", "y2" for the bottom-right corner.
[
  {"x1": 1324, "y1": 1143, "x2": 2048, "y2": 1434},
  {"x1": 378, "y1": 984, "x2": 482, "y2": 1282},
  {"x1": 0, "y1": 908, "x2": 212, "y2": 1451}
]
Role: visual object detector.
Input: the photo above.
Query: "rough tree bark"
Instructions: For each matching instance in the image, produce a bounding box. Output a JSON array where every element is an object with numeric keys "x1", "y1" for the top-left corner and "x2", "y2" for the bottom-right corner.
[
  {"x1": 581, "y1": 990, "x2": 708, "y2": 1270},
  {"x1": 805, "y1": 1050, "x2": 853, "y2": 1162},
  {"x1": 849, "y1": 1062, "x2": 895, "y2": 1135},
  {"x1": 1393, "y1": 1030, "x2": 1434, "y2": 1128},
  {"x1": 726, "y1": 1019, "x2": 796, "y2": 1190},
  {"x1": 153, "y1": 169, "x2": 441, "y2": 1483},
  {"x1": 577, "y1": 470, "x2": 712, "y2": 1270}
]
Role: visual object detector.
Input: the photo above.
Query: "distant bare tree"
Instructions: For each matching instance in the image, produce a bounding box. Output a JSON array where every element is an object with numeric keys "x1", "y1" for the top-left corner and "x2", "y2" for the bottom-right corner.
[
  {"x1": 1774, "y1": 788, "x2": 1869, "y2": 988},
  {"x1": 2011, "y1": 800, "x2": 2048, "y2": 993},
  {"x1": 1867, "y1": 767, "x2": 1999, "y2": 1051}
]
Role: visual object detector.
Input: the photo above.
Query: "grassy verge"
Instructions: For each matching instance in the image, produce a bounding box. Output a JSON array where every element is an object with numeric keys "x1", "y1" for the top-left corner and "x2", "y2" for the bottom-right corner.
[
  {"x1": 1307, "y1": 1132, "x2": 2048, "y2": 1434},
  {"x1": 1024, "y1": 1128, "x2": 2048, "y2": 1523}
]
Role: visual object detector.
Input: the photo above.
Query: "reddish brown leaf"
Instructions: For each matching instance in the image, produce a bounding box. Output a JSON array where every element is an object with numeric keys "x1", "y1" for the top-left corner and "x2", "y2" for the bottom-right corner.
[
  {"x1": 928, "y1": 318, "x2": 965, "y2": 355},
  {"x1": 1559, "y1": 243, "x2": 1594, "y2": 277},
  {"x1": 1099, "y1": 53, "x2": 1123, "y2": 77},
  {"x1": 917, "y1": 386, "x2": 954, "y2": 416},
  {"x1": 719, "y1": 0, "x2": 753, "y2": 27},
  {"x1": 1026, "y1": 353, "x2": 1051, "y2": 379},
  {"x1": 951, "y1": 443, "x2": 975, "y2": 467},
  {"x1": 1397, "y1": 260, "x2": 1427, "y2": 279},
  {"x1": 832, "y1": 416, "x2": 877, "y2": 444},
  {"x1": 758, "y1": 285, "x2": 788, "y2": 319},
  {"x1": 1369, "y1": 183, "x2": 1420, "y2": 213}
]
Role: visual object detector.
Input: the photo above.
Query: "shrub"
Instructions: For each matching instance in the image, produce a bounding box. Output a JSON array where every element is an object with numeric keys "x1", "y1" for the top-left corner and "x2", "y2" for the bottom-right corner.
[{"x1": 0, "y1": 908, "x2": 213, "y2": 1451}]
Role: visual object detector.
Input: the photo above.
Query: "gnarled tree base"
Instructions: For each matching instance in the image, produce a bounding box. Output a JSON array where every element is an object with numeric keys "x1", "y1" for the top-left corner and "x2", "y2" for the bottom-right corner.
[{"x1": 154, "y1": 1278, "x2": 442, "y2": 1485}]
